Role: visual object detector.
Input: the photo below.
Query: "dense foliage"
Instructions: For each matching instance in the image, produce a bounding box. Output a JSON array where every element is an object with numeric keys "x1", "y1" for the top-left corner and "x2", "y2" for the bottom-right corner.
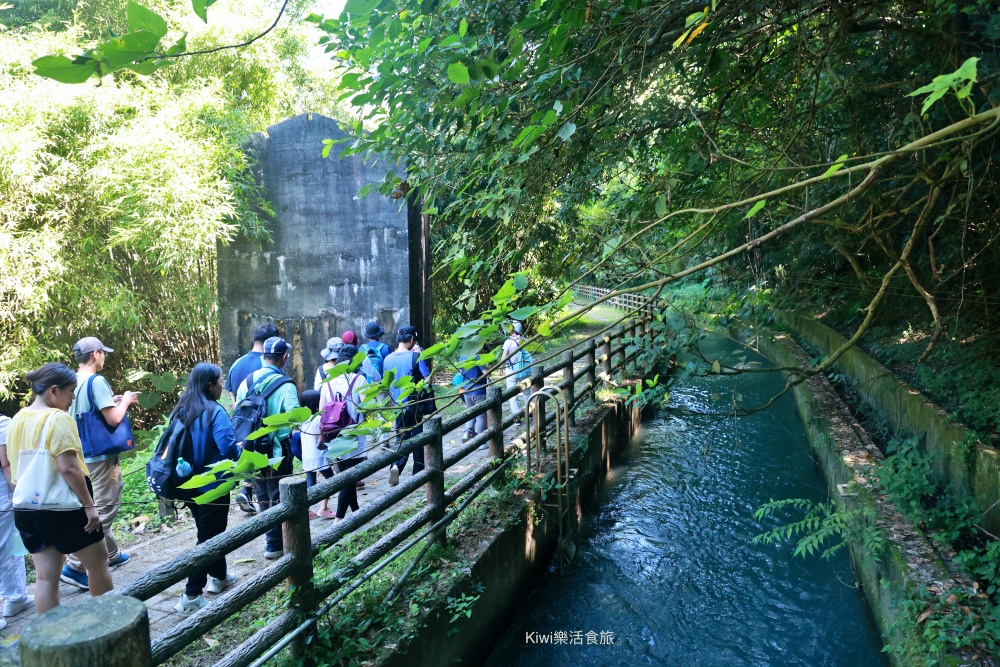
[{"x1": 0, "y1": 0, "x2": 343, "y2": 418}]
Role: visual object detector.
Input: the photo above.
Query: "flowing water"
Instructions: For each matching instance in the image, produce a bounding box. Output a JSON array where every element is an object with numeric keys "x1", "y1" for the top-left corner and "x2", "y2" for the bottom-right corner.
[{"x1": 483, "y1": 333, "x2": 886, "y2": 667}]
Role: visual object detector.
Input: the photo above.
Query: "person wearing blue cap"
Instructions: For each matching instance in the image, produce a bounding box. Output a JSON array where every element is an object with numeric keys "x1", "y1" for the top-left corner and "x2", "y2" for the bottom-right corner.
[{"x1": 234, "y1": 337, "x2": 300, "y2": 559}]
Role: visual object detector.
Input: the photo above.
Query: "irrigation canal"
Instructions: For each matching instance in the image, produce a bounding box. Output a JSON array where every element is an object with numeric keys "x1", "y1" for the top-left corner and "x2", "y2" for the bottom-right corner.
[{"x1": 483, "y1": 332, "x2": 886, "y2": 666}]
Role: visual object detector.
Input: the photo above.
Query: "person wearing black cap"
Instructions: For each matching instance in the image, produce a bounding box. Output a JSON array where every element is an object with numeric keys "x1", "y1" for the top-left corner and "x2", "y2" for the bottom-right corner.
[
  {"x1": 361, "y1": 322, "x2": 391, "y2": 361},
  {"x1": 234, "y1": 337, "x2": 301, "y2": 559},
  {"x1": 225, "y1": 323, "x2": 280, "y2": 397},
  {"x1": 383, "y1": 326, "x2": 433, "y2": 486},
  {"x1": 60, "y1": 337, "x2": 136, "y2": 590}
]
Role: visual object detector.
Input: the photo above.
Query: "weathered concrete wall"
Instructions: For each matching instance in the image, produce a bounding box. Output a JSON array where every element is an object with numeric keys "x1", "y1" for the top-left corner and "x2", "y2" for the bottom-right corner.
[
  {"x1": 775, "y1": 311, "x2": 1000, "y2": 534},
  {"x1": 218, "y1": 113, "x2": 417, "y2": 385}
]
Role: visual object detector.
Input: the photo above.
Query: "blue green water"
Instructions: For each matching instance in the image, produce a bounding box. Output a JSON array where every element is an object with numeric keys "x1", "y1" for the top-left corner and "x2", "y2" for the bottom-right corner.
[{"x1": 483, "y1": 333, "x2": 886, "y2": 666}]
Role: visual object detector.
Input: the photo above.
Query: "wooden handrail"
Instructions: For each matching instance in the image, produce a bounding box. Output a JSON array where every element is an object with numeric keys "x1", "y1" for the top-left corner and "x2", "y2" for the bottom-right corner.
[{"x1": 37, "y1": 285, "x2": 650, "y2": 667}]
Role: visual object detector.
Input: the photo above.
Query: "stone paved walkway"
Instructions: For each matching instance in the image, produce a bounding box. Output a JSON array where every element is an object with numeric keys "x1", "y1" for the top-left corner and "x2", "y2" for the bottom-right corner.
[{"x1": 0, "y1": 407, "x2": 535, "y2": 644}]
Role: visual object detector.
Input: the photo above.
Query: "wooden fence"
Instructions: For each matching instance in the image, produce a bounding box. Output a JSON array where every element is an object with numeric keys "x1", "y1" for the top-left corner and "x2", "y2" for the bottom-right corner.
[{"x1": 22, "y1": 288, "x2": 656, "y2": 667}]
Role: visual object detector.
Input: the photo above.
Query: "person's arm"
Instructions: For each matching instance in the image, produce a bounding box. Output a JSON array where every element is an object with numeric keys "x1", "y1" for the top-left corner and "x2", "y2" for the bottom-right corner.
[
  {"x1": 212, "y1": 406, "x2": 240, "y2": 460},
  {"x1": 94, "y1": 377, "x2": 136, "y2": 427},
  {"x1": 0, "y1": 445, "x2": 11, "y2": 489},
  {"x1": 56, "y1": 452, "x2": 101, "y2": 533},
  {"x1": 275, "y1": 383, "x2": 301, "y2": 443}
]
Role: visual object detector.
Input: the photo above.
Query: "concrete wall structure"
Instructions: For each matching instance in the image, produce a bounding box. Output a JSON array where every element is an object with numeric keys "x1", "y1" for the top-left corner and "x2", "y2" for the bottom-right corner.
[{"x1": 218, "y1": 113, "x2": 427, "y2": 386}]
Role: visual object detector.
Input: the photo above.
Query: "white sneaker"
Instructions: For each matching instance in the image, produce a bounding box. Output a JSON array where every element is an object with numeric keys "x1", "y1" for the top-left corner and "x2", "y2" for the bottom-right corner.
[
  {"x1": 205, "y1": 574, "x2": 238, "y2": 594},
  {"x1": 3, "y1": 597, "x2": 32, "y2": 617},
  {"x1": 174, "y1": 594, "x2": 208, "y2": 614},
  {"x1": 388, "y1": 465, "x2": 400, "y2": 486}
]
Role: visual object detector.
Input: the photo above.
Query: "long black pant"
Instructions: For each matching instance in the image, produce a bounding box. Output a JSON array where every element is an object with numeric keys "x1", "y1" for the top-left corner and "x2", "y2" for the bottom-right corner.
[
  {"x1": 252, "y1": 474, "x2": 283, "y2": 552},
  {"x1": 335, "y1": 457, "x2": 365, "y2": 518},
  {"x1": 393, "y1": 408, "x2": 425, "y2": 475},
  {"x1": 185, "y1": 493, "x2": 230, "y2": 596}
]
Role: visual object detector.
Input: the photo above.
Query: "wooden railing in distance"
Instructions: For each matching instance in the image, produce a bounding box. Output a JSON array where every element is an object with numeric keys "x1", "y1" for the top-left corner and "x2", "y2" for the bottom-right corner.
[{"x1": 29, "y1": 288, "x2": 654, "y2": 667}]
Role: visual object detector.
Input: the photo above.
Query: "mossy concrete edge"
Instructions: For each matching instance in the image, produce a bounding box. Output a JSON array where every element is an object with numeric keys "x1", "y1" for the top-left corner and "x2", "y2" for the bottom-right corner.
[
  {"x1": 752, "y1": 328, "x2": 968, "y2": 666},
  {"x1": 775, "y1": 311, "x2": 1000, "y2": 535}
]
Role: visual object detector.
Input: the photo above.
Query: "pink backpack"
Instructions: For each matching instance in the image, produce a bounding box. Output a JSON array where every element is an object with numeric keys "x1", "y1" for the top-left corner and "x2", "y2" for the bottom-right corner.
[{"x1": 319, "y1": 375, "x2": 360, "y2": 445}]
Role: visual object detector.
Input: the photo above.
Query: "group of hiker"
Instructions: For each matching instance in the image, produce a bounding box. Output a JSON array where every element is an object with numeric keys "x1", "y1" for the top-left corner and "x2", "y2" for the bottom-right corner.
[{"x1": 0, "y1": 318, "x2": 534, "y2": 624}]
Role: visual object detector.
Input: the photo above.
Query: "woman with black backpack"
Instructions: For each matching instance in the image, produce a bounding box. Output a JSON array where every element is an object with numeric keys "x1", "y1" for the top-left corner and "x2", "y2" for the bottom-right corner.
[{"x1": 168, "y1": 363, "x2": 241, "y2": 614}]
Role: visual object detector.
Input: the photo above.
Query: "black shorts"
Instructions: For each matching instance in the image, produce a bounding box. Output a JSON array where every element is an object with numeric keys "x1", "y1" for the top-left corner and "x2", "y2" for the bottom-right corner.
[{"x1": 14, "y1": 477, "x2": 105, "y2": 555}]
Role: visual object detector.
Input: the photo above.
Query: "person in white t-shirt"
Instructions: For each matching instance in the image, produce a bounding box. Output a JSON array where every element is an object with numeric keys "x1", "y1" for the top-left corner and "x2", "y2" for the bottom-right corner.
[
  {"x1": 298, "y1": 391, "x2": 334, "y2": 519},
  {"x1": 500, "y1": 321, "x2": 532, "y2": 423},
  {"x1": 0, "y1": 414, "x2": 30, "y2": 626},
  {"x1": 320, "y1": 345, "x2": 369, "y2": 521}
]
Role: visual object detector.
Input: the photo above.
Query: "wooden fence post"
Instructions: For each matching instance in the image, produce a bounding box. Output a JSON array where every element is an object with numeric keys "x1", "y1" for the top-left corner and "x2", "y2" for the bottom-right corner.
[
  {"x1": 279, "y1": 476, "x2": 315, "y2": 658},
  {"x1": 424, "y1": 417, "x2": 447, "y2": 547},
  {"x1": 562, "y1": 350, "x2": 575, "y2": 427},
  {"x1": 602, "y1": 333, "x2": 613, "y2": 380},
  {"x1": 563, "y1": 350, "x2": 576, "y2": 426},
  {"x1": 586, "y1": 340, "x2": 597, "y2": 403},
  {"x1": 485, "y1": 386, "x2": 504, "y2": 459},
  {"x1": 21, "y1": 596, "x2": 151, "y2": 667},
  {"x1": 530, "y1": 367, "x2": 546, "y2": 455}
]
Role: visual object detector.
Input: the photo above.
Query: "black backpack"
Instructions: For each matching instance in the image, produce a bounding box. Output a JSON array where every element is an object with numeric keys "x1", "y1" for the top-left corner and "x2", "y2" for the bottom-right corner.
[
  {"x1": 146, "y1": 410, "x2": 213, "y2": 501},
  {"x1": 231, "y1": 370, "x2": 295, "y2": 454}
]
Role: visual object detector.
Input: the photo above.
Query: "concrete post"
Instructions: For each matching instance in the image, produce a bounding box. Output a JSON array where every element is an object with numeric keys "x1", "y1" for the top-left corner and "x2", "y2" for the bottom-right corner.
[
  {"x1": 280, "y1": 476, "x2": 315, "y2": 658},
  {"x1": 21, "y1": 596, "x2": 151, "y2": 667}
]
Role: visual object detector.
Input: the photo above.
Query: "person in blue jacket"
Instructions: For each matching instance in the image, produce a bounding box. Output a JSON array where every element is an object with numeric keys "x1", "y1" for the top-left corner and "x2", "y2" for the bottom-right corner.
[{"x1": 170, "y1": 363, "x2": 242, "y2": 614}]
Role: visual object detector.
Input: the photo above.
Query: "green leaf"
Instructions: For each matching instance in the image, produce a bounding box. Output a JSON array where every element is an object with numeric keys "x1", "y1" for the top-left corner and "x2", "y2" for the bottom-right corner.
[
  {"x1": 31, "y1": 55, "x2": 98, "y2": 84},
  {"x1": 711, "y1": 360, "x2": 721, "y2": 374},
  {"x1": 448, "y1": 61, "x2": 470, "y2": 85},
  {"x1": 262, "y1": 406, "x2": 312, "y2": 426},
  {"x1": 178, "y1": 472, "x2": 219, "y2": 489},
  {"x1": 538, "y1": 321, "x2": 552, "y2": 336},
  {"x1": 322, "y1": 139, "x2": 335, "y2": 158},
  {"x1": 459, "y1": 18, "x2": 468, "y2": 37},
  {"x1": 418, "y1": 341, "x2": 448, "y2": 360},
  {"x1": 512, "y1": 274, "x2": 529, "y2": 290},
  {"x1": 99, "y1": 31, "x2": 161, "y2": 69},
  {"x1": 344, "y1": 0, "x2": 380, "y2": 14},
  {"x1": 191, "y1": 0, "x2": 218, "y2": 22},
  {"x1": 508, "y1": 306, "x2": 539, "y2": 320},
  {"x1": 166, "y1": 33, "x2": 187, "y2": 56},
  {"x1": 654, "y1": 194, "x2": 667, "y2": 216},
  {"x1": 744, "y1": 200, "x2": 766, "y2": 219},
  {"x1": 192, "y1": 480, "x2": 235, "y2": 504},
  {"x1": 136, "y1": 392, "x2": 161, "y2": 409},
  {"x1": 246, "y1": 424, "x2": 280, "y2": 440},
  {"x1": 820, "y1": 155, "x2": 848, "y2": 180},
  {"x1": 127, "y1": 1, "x2": 168, "y2": 40},
  {"x1": 417, "y1": 36, "x2": 433, "y2": 54}
]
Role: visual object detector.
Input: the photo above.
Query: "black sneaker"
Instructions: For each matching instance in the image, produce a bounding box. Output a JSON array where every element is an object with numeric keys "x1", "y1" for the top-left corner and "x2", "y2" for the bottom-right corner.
[{"x1": 236, "y1": 491, "x2": 256, "y2": 515}]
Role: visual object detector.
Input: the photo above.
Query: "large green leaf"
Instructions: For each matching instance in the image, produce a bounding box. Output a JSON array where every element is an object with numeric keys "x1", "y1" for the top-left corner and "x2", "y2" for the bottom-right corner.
[
  {"x1": 178, "y1": 472, "x2": 219, "y2": 489},
  {"x1": 192, "y1": 480, "x2": 235, "y2": 504},
  {"x1": 191, "y1": 0, "x2": 218, "y2": 22},
  {"x1": 99, "y1": 31, "x2": 161, "y2": 69},
  {"x1": 32, "y1": 55, "x2": 98, "y2": 84},
  {"x1": 448, "y1": 62, "x2": 470, "y2": 85},
  {"x1": 127, "y1": 1, "x2": 168, "y2": 40},
  {"x1": 344, "y1": 0, "x2": 380, "y2": 14}
]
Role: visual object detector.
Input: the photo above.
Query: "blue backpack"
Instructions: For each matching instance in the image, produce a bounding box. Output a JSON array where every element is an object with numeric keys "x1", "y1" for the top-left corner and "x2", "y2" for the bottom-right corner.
[{"x1": 359, "y1": 342, "x2": 387, "y2": 381}]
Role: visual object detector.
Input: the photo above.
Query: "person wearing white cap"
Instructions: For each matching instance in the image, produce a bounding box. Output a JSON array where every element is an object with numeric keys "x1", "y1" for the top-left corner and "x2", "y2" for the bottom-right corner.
[
  {"x1": 60, "y1": 336, "x2": 137, "y2": 590},
  {"x1": 313, "y1": 337, "x2": 343, "y2": 390}
]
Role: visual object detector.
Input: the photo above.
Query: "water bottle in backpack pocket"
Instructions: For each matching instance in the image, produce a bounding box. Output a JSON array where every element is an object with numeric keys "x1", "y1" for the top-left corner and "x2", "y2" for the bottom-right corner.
[{"x1": 146, "y1": 414, "x2": 207, "y2": 501}]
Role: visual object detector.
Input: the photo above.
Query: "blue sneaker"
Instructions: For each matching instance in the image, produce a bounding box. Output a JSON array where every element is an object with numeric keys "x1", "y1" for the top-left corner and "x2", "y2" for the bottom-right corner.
[
  {"x1": 60, "y1": 565, "x2": 89, "y2": 590},
  {"x1": 109, "y1": 552, "x2": 130, "y2": 568}
]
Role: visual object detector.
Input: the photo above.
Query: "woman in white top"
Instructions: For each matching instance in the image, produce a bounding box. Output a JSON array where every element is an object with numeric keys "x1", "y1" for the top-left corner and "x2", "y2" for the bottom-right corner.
[
  {"x1": 313, "y1": 337, "x2": 343, "y2": 390},
  {"x1": 319, "y1": 345, "x2": 369, "y2": 520},
  {"x1": 298, "y1": 391, "x2": 335, "y2": 519}
]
